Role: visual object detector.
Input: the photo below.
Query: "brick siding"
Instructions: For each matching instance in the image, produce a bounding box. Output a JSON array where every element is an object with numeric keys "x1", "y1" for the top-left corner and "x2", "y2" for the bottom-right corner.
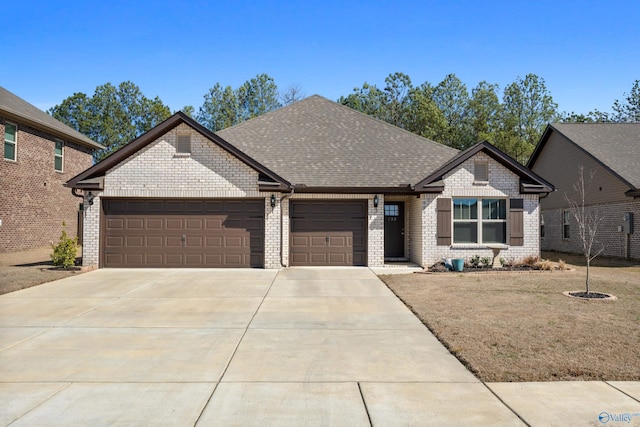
[
  {"x1": 0, "y1": 117, "x2": 94, "y2": 252},
  {"x1": 541, "y1": 200, "x2": 640, "y2": 259},
  {"x1": 420, "y1": 153, "x2": 540, "y2": 267}
]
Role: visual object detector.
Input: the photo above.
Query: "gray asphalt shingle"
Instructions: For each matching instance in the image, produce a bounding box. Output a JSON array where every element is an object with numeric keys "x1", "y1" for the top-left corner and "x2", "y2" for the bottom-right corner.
[
  {"x1": 551, "y1": 123, "x2": 640, "y2": 188},
  {"x1": 217, "y1": 95, "x2": 459, "y2": 188}
]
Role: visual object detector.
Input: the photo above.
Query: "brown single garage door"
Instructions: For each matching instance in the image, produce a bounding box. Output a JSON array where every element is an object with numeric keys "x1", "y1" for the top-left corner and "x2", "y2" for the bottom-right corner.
[
  {"x1": 290, "y1": 201, "x2": 367, "y2": 266},
  {"x1": 102, "y1": 199, "x2": 264, "y2": 268}
]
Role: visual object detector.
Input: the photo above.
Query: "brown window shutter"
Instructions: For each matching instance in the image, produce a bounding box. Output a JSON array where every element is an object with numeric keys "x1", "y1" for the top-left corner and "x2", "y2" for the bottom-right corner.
[
  {"x1": 509, "y1": 198, "x2": 524, "y2": 246},
  {"x1": 437, "y1": 198, "x2": 452, "y2": 245}
]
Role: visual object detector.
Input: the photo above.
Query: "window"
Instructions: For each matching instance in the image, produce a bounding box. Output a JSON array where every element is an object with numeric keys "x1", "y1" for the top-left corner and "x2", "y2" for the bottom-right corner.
[
  {"x1": 453, "y1": 198, "x2": 506, "y2": 244},
  {"x1": 55, "y1": 140, "x2": 64, "y2": 171},
  {"x1": 4, "y1": 122, "x2": 16, "y2": 161},
  {"x1": 176, "y1": 134, "x2": 191, "y2": 153},
  {"x1": 384, "y1": 204, "x2": 399, "y2": 217},
  {"x1": 474, "y1": 161, "x2": 488, "y2": 182},
  {"x1": 563, "y1": 210, "x2": 571, "y2": 239},
  {"x1": 540, "y1": 213, "x2": 545, "y2": 238}
]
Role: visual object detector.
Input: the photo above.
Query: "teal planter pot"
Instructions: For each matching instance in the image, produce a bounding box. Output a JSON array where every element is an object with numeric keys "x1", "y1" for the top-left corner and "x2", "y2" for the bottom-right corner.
[{"x1": 452, "y1": 258, "x2": 464, "y2": 272}]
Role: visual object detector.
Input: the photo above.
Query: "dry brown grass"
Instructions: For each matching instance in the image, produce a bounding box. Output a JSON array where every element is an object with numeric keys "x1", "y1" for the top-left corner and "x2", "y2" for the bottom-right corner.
[
  {"x1": 380, "y1": 253, "x2": 640, "y2": 382},
  {"x1": 0, "y1": 246, "x2": 82, "y2": 295}
]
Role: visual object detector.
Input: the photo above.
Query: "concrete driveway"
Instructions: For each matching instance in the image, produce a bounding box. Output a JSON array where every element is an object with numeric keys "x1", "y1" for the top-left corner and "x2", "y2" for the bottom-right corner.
[{"x1": 1, "y1": 268, "x2": 524, "y2": 426}]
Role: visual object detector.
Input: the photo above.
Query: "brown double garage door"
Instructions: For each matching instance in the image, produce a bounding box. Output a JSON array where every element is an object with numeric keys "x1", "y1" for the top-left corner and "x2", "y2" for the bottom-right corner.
[
  {"x1": 102, "y1": 199, "x2": 367, "y2": 268},
  {"x1": 290, "y1": 201, "x2": 367, "y2": 266},
  {"x1": 102, "y1": 199, "x2": 264, "y2": 268}
]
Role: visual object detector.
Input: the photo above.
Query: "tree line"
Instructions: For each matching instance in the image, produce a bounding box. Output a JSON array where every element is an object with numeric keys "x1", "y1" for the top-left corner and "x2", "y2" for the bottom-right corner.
[{"x1": 48, "y1": 74, "x2": 639, "y2": 163}]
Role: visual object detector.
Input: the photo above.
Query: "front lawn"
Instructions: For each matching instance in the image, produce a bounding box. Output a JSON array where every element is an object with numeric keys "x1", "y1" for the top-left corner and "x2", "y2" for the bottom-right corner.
[{"x1": 380, "y1": 253, "x2": 640, "y2": 382}]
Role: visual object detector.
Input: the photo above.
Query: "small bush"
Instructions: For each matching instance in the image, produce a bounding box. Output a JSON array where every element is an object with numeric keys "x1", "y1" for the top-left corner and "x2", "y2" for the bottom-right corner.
[
  {"x1": 481, "y1": 256, "x2": 493, "y2": 267},
  {"x1": 558, "y1": 259, "x2": 567, "y2": 270},
  {"x1": 469, "y1": 255, "x2": 481, "y2": 268},
  {"x1": 51, "y1": 223, "x2": 78, "y2": 268},
  {"x1": 535, "y1": 259, "x2": 555, "y2": 271},
  {"x1": 519, "y1": 255, "x2": 540, "y2": 267}
]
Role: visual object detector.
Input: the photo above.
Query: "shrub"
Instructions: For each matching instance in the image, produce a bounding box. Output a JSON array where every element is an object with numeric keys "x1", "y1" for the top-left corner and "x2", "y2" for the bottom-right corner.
[
  {"x1": 558, "y1": 259, "x2": 567, "y2": 270},
  {"x1": 519, "y1": 255, "x2": 540, "y2": 267},
  {"x1": 469, "y1": 255, "x2": 481, "y2": 268},
  {"x1": 50, "y1": 222, "x2": 78, "y2": 268},
  {"x1": 535, "y1": 259, "x2": 555, "y2": 271},
  {"x1": 481, "y1": 256, "x2": 493, "y2": 267}
]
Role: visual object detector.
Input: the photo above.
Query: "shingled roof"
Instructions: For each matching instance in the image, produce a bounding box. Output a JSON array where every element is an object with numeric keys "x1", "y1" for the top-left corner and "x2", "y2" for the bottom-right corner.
[
  {"x1": 0, "y1": 86, "x2": 103, "y2": 150},
  {"x1": 529, "y1": 123, "x2": 640, "y2": 189},
  {"x1": 217, "y1": 95, "x2": 459, "y2": 189}
]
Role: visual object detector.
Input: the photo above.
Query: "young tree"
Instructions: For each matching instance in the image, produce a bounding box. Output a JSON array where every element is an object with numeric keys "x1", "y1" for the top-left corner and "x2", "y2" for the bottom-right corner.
[
  {"x1": 468, "y1": 81, "x2": 501, "y2": 143},
  {"x1": 564, "y1": 166, "x2": 605, "y2": 294}
]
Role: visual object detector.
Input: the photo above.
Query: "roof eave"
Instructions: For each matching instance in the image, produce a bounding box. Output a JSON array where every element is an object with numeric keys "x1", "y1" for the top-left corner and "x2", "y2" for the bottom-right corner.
[
  {"x1": 65, "y1": 112, "x2": 292, "y2": 191},
  {"x1": 0, "y1": 107, "x2": 104, "y2": 150},
  {"x1": 292, "y1": 185, "x2": 414, "y2": 194},
  {"x1": 415, "y1": 141, "x2": 555, "y2": 193}
]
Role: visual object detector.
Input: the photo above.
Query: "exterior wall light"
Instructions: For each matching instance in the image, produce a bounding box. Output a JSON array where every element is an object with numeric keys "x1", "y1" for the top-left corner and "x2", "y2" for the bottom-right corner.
[
  {"x1": 373, "y1": 195, "x2": 379, "y2": 208},
  {"x1": 270, "y1": 194, "x2": 276, "y2": 208}
]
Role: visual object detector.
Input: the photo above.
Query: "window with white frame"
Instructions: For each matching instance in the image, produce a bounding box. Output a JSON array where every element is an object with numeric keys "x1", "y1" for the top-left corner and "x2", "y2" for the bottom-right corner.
[
  {"x1": 563, "y1": 209, "x2": 570, "y2": 239},
  {"x1": 453, "y1": 198, "x2": 507, "y2": 244},
  {"x1": 4, "y1": 122, "x2": 17, "y2": 161},
  {"x1": 54, "y1": 140, "x2": 64, "y2": 171},
  {"x1": 540, "y1": 213, "x2": 545, "y2": 238}
]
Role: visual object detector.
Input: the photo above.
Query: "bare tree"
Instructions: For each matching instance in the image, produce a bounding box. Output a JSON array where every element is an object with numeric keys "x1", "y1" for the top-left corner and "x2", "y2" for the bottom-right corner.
[
  {"x1": 564, "y1": 166, "x2": 605, "y2": 293},
  {"x1": 280, "y1": 83, "x2": 305, "y2": 106}
]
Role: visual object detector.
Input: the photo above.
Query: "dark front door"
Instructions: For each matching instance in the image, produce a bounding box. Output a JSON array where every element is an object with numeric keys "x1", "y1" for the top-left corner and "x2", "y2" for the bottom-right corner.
[{"x1": 384, "y1": 202, "x2": 404, "y2": 258}]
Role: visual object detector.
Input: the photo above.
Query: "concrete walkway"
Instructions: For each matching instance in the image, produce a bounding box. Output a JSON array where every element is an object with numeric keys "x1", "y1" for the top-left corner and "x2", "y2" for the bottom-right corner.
[{"x1": 1, "y1": 268, "x2": 639, "y2": 426}]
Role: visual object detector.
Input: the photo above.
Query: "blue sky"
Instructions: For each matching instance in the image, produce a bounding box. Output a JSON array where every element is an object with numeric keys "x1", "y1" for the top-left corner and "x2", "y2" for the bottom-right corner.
[{"x1": 3, "y1": 0, "x2": 639, "y2": 115}]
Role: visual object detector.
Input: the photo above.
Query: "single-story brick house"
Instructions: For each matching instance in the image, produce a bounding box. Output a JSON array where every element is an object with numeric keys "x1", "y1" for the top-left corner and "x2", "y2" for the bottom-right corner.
[
  {"x1": 67, "y1": 95, "x2": 553, "y2": 268},
  {"x1": 1, "y1": 86, "x2": 103, "y2": 252},
  {"x1": 528, "y1": 123, "x2": 639, "y2": 259}
]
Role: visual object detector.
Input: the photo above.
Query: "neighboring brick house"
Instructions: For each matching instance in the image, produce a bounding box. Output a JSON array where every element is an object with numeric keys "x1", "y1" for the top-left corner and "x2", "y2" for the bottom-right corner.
[
  {"x1": 528, "y1": 123, "x2": 640, "y2": 259},
  {"x1": 67, "y1": 96, "x2": 553, "y2": 269},
  {"x1": 0, "y1": 86, "x2": 103, "y2": 253}
]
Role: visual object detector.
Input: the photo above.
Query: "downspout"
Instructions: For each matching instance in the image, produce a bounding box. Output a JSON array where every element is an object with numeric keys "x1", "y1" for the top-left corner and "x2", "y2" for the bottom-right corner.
[
  {"x1": 71, "y1": 188, "x2": 84, "y2": 261},
  {"x1": 280, "y1": 186, "x2": 295, "y2": 267}
]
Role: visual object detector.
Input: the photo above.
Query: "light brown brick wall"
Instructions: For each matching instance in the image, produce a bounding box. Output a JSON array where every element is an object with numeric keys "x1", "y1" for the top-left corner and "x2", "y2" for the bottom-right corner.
[
  {"x1": 541, "y1": 201, "x2": 640, "y2": 259},
  {"x1": 0, "y1": 117, "x2": 94, "y2": 252}
]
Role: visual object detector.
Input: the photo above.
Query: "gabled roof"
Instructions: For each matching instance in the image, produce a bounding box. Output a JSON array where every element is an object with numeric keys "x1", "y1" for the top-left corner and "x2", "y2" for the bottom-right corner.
[
  {"x1": 65, "y1": 112, "x2": 291, "y2": 191},
  {"x1": 0, "y1": 86, "x2": 103, "y2": 150},
  {"x1": 529, "y1": 123, "x2": 640, "y2": 193},
  {"x1": 217, "y1": 95, "x2": 459, "y2": 189},
  {"x1": 416, "y1": 141, "x2": 554, "y2": 193}
]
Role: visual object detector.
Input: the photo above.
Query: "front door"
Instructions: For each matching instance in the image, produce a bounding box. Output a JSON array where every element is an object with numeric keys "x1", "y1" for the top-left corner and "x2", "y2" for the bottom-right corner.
[{"x1": 384, "y1": 202, "x2": 405, "y2": 258}]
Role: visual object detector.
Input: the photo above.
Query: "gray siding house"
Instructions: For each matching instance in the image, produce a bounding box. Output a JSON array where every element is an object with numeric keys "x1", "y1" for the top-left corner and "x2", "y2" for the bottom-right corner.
[
  {"x1": 528, "y1": 123, "x2": 640, "y2": 259},
  {"x1": 67, "y1": 96, "x2": 552, "y2": 269}
]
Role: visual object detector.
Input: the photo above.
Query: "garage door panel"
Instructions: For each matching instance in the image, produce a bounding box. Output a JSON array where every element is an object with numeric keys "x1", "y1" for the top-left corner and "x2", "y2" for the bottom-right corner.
[
  {"x1": 310, "y1": 236, "x2": 327, "y2": 247},
  {"x1": 105, "y1": 236, "x2": 124, "y2": 248},
  {"x1": 147, "y1": 236, "x2": 163, "y2": 247},
  {"x1": 107, "y1": 218, "x2": 125, "y2": 229},
  {"x1": 186, "y1": 219, "x2": 203, "y2": 229},
  {"x1": 290, "y1": 201, "x2": 367, "y2": 266},
  {"x1": 186, "y1": 236, "x2": 203, "y2": 247},
  {"x1": 147, "y1": 218, "x2": 163, "y2": 229},
  {"x1": 126, "y1": 236, "x2": 144, "y2": 247}
]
